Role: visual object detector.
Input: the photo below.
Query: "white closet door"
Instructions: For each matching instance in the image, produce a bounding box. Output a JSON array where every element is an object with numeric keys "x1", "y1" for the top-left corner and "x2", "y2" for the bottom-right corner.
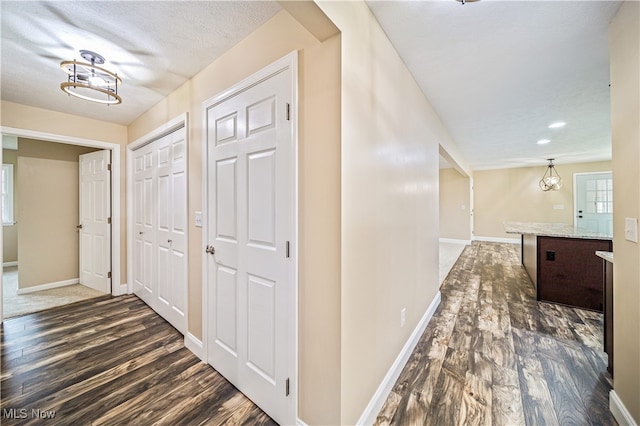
[
  {"x1": 155, "y1": 130, "x2": 187, "y2": 331},
  {"x1": 133, "y1": 142, "x2": 155, "y2": 300},
  {"x1": 206, "y1": 64, "x2": 294, "y2": 425},
  {"x1": 133, "y1": 126, "x2": 187, "y2": 334}
]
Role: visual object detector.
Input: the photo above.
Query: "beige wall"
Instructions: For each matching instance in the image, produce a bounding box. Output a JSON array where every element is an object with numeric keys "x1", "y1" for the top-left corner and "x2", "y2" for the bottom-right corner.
[
  {"x1": 318, "y1": 2, "x2": 456, "y2": 423},
  {"x1": 0, "y1": 101, "x2": 128, "y2": 284},
  {"x1": 440, "y1": 167, "x2": 471, "y2": 241},
  {"x1": 1, "y1": 101, "x2": 127, "y2": 142},
  {"x1": 610, "y1": 2, "x2": 640, "y2": 422},
  {"x1": 297, "y1": 34, "x2": 342, "y2": 424},
  {"x1": 474, "y1": 161, "x2": 612, "y2": 240},
  {"x1": 128, "y1": 9, "x2": 342, "y2": 425},
  {"x1": 17, "y1": 139, "x2": 97, "y2": 288},
  {"x1": 2, "y1": 149, "x2": 18, "y2": 263}
]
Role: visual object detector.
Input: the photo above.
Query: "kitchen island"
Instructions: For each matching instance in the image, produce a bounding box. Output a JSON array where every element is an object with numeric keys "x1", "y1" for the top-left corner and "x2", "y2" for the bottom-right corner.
[{"x1": 505, "y1": 222, "x2": 612, "y2": 311}]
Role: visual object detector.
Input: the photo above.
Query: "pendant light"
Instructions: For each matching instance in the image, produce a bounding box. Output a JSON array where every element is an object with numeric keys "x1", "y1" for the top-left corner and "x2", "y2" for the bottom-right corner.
[
  {"x1": 60, "y1": 50, "x2": 122, "y2": 105},
  {"x1": 539, "y1": 159, "x2": 562, "y2": 191}
]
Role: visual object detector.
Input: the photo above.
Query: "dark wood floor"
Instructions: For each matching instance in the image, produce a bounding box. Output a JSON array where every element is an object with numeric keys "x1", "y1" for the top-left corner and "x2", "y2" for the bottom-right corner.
[
  {"x1": 376, "y1": 242, "x2": 616, "y2": 426},
  {"x1": 1, "y1": 294, "x2": 276, "y2": 425}
]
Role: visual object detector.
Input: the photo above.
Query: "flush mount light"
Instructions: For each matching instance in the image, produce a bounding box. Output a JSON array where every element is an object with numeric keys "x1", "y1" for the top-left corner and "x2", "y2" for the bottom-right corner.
[
  {"x1": 539, "y1": 159, "x2": 562, "y2": 191},
  {"x1": 537, "y1": 139, "x2": 551, "y2": 145},
  {"x1": 548, "y1": 122, "x2": 566, "y2": 129},
  {"x1": 60, "y1": 50, "x2": 122, "y2": 105}
]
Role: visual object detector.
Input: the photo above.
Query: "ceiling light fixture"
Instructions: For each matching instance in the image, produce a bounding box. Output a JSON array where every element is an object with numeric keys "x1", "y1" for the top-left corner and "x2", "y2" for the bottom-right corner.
[
  {"x1": 539, "y1": 158, "x2": 562, "y2": 191},
  {"x1": 537, "y1": 139, "x2": 551, "y2": 145},
  {"x1": 548, "y1": 121, "x2": 566, "y2": 129},
  {"x1": 60, "y1": 50, "x2": 122, "y2": 105}
]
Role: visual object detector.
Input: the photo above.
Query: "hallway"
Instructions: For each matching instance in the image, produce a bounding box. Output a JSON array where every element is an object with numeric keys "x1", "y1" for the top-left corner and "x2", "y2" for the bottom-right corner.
[{"x1": 376, "y1": 242, "x2": 613, "y2": 425}]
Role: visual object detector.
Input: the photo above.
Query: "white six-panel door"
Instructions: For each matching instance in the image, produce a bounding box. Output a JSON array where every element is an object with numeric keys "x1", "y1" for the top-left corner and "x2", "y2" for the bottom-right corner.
[
  {"x1": 133, "y1": 127, "x2": 187, "y2": 334},
  {"x1": 79, "y1": 150, "x2": 111, "y2": 293},
  {"x1": 205, "y1": 59, "x2": 295, "y2": 425}
]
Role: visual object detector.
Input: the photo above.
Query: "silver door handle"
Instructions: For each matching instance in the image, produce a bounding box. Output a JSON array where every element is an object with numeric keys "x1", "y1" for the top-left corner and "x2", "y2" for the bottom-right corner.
[{"x1": 205, "y1": 245, "x2": 215, "y2": 255}]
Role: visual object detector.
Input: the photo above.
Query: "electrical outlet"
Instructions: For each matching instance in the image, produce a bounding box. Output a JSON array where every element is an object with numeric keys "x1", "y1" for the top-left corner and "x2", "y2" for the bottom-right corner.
[
  {"x1": 625, "y1": 217, "x2": 638, "y2": 243},
  {"x1": 195, "y1": 211, "x2": 203, "y2": 228},
  {"x1": 400, "y1": 307, "x2": 406, "y2": 328}
]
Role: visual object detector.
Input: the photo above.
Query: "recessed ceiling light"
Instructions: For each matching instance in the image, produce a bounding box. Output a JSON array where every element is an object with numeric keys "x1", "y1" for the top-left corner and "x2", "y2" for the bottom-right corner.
[
  {"x1": 537, "y1": 139, "x2": 551, "y2": 145},
  {"x1": 548, "y1": 122, "x2": 566, "y2": 129}
]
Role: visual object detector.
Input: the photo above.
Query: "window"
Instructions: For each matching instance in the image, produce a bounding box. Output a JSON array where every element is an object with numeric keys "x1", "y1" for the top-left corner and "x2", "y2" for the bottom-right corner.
[
  {"x1": 2, "y1": 163, "x2": 14, "y2": 225},
  {"x1": 586, "y1": 177, "x2": 613, "y2": 214}
]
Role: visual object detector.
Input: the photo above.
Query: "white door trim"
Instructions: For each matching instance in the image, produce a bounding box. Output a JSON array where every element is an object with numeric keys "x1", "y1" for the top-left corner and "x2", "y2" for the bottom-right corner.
[
  {"x1": 201, "y1": 51, "x2": 299, "y2": 424},
  {"x1": 573, "y1": 171, "x2": 613, "y2": 228},
  {"x1": 0, "y1": 126, "x2": 123, "y2": 323},
  {"x1": 126, "y1": 112, "x2": 188, "y2": 298}
]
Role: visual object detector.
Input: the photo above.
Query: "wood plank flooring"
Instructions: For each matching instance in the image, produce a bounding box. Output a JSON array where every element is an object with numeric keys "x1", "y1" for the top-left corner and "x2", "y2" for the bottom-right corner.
[
  {"x1": 376, "y1": 242, "x2": 615, "y2": 426},
  {"x1": 1, "y1": 295, "x2": 276, "y2": 425}
]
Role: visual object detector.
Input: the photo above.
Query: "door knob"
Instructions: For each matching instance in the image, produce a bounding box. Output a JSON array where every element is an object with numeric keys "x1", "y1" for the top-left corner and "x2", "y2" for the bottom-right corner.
[
  {"x1": 76, "y1": 224, "x2": 83, "y2": 229},
  {"x1": 205, "y1": 245, "x2": 215, "y2": 255},
  {"x1": 139, "y1": 231, "x2": 144, "y2": 235},
  {"x1": 168, "y1": 239, "x2": 172, "y2": 243}
]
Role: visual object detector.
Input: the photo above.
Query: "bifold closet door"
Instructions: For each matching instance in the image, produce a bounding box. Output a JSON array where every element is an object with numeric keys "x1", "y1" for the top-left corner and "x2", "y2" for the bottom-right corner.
[
  {"x1": 133, "y1": 127, "x2": 187, "y2": 334},
  {"x1": 155, "y1": 130, "x2": 187, "y2": 331}
]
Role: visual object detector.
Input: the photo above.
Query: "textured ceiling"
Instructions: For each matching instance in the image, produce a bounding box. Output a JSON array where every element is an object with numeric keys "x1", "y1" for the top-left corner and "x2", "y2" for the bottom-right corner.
[
  {"x1": 1, "y1": 1, "x2": 281, "y2": 125},
  {"x1": 367, "y1": 0, "x2": 622, "y2": 170},
  {"x1": 1, "y1": 1, "x2": 622, "y2": 170}
]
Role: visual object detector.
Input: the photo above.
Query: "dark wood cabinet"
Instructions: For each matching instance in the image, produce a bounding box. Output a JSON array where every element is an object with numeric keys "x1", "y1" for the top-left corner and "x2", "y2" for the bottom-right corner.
[
  {"x1": 603, "y1": 257, "x2": 614, "y2": 377},
  {"x1": 536, "y1": 236, "x2": 612, "y2": 312}
]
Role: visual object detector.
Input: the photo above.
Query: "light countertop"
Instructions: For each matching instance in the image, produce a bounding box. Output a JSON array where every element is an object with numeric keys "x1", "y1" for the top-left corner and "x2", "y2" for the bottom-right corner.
[
  {"x1": 504, "y1": 221, "x2": 613, "y2": 240},
  {"x1": 596, "y1": 251, "x2": 614, "y2": 263}
]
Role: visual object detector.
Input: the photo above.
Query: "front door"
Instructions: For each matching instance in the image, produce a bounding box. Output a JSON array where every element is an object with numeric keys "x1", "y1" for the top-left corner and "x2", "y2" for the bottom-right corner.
[
  {"x1": 205, "y1": 56, "x2": 295, "y2": 425},
  {"x1": 79, "y1": 150, "x2": 111, "y2": 293},
  {"x1": 575, "y1": 172, "x2": 613, "y2": 235}
]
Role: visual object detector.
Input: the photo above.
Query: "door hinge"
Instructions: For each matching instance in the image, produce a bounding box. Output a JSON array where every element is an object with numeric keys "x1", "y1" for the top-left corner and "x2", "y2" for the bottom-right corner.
[
  {"x1": 285, "y1": 241, "x2": 290, "y2": 258},
  {"x1": 107, "y1": 163, "x2": 112, "y2": 172},
  {"x1": 107, "y1": 271, "x2": 112, "y2": 279},
  {"x1": 285, "y1": 378, "x2": 290, "y2": 396},
  {"x1": 286, "y1": 103, "x2": 291, "y2": 121},
  {"x1": 107, "y1": 217, "x2": 112, "y2": 224}
]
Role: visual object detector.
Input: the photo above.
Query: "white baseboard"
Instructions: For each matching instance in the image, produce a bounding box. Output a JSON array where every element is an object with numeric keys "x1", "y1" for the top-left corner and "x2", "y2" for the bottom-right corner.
[
  {"x1": 296, "y1": 419, "x2": 309, "y2": 426},
  {"x1": 610, "y1": 390, "x2": 638, "y2": 426},
  {"x1": 356, "y1": 291, "x2": 442, "y2": 426},
  {"x1": 473, "y1": 236, "x2": 520, "y2": 244},
  {"x1": 112, "y1": 282, "x2": 128, "y2": 296},
  {"x1": 16, "y1": 278, "x2": 79, "y2": 295},
  {"x1": 185, "y1": 332, "x2": 204, "y2": 361},
  {"x1": 439, "y1": 238, "x2": 471, "y2": 245},
  {"x1": 3, "y1": 261, "x2": 18, "y2": 267}
]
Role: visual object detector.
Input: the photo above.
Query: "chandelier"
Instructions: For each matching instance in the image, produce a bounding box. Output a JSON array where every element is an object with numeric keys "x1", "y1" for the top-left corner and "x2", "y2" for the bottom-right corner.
[
  {"x1": 539, "y1": 159, "x2": 562, "y2": 191},
  {"x1": 60, "y1": 50, "x2": 122, "y2": 105}
]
